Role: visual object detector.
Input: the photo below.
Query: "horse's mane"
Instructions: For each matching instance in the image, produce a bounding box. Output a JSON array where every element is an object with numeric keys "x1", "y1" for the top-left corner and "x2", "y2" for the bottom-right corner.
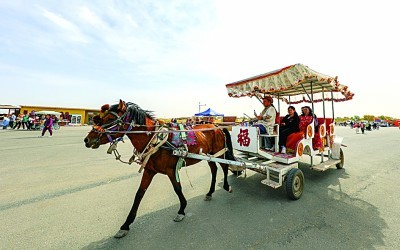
[{"x1": 109, "y1": 102, "x2": 155, "y2": 125}]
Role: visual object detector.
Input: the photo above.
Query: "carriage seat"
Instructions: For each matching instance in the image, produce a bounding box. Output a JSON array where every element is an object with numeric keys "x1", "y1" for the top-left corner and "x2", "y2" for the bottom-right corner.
[
  {"x1": 325, "y1": 118, "x2": 334, "y2": 135},
  {"x1": 285, "y1": 118, "x2": 315, "y2": 151},
  {"x1": 258, "y1": 112, "x2": 280, "y2": 150},
  {"x1": 286, "y1": 117, "x2": 333, "y2": 151}
]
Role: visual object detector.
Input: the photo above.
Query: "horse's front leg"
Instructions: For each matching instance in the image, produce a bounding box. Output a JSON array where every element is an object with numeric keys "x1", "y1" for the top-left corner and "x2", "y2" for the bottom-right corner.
[
  {"x1": 114, "y1": 169, "x2": 156, "y2": 238},
  {"x1": 167, "y1": 171, "x2": 187, "y2": 222}
]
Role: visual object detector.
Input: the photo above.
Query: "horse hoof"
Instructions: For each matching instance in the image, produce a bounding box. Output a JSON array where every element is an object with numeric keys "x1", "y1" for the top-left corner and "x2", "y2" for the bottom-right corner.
[
  {"x1": 173, "y1": 214, "x2": 185, "y2": 222},
  {"x1": 229, "y1": 186, "x2": 233, "y2": 193},
  {"x1": 204, "y1": 195, "x2": 212, "y2": 201},
  {"x1": 114, "y1": 230, "x2": 129, "y2": 238}
]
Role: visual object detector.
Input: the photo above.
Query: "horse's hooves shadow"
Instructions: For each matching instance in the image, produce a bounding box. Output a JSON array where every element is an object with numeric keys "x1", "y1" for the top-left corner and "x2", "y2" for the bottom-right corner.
[
  {"x1": 114, "y1": 230, "x2": 129, "y2": 239},
  {"x1": 82, "y1": 236, "x2": 119, "y2": 250},
  {"x1": 173, "y1": 214, "x2": 185, "y2": 222},
  {"x1": 204, "y1": 195, "x2": 212, "y2": 201}
]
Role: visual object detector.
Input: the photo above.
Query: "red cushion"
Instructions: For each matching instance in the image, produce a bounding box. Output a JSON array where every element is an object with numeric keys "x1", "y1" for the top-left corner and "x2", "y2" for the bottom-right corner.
[
  {"x1": 275, "y1": 112, "x2": 280, "y2": 125},
  {"x1": 286, "y1": 131, "x2": 304, "y2": 150}
]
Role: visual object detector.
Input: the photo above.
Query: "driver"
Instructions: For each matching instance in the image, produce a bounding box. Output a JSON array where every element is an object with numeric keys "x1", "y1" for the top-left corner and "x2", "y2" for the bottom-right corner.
[{"x1": 253, "y1": 96, "x2": 276, "y2": 150}]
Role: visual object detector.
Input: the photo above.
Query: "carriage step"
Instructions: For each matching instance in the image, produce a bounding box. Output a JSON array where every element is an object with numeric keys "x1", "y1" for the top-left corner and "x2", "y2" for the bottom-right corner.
[
  {"x1": 261, "y1": 179, "x2": 281, "y2": 189},
  {"x1": 311, "y1": 159, "x2": 341, "y2": 171}
]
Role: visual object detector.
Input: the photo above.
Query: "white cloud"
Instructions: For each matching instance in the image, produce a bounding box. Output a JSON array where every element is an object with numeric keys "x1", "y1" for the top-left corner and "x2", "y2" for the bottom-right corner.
[
  {"x1": 39, "y1": 5, "x2": 91, "y2": 44},
  {"x1": 78, "y1": 6, "x2": 107, "y2": 30}
]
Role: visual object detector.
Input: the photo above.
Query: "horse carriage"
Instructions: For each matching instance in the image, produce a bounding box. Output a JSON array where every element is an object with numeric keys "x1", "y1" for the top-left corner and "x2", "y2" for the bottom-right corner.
[
  {"x1": 83, "y1": 63, "x2": 353, "y2": 238},
  {"x1": 224, "y1": 63, "x2": 354, "y2": 199}
]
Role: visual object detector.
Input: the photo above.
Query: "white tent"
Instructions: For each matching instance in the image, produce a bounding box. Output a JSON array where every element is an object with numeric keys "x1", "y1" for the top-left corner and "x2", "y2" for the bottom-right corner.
[{"x1": 35, "y1": 110, "x2": 61, "y2": 117}]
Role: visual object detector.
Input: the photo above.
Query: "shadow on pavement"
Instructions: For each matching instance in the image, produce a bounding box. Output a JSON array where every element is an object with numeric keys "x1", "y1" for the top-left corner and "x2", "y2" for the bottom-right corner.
[{"x1": 83, "y1": 165, "x2": 386, "y2": 249}]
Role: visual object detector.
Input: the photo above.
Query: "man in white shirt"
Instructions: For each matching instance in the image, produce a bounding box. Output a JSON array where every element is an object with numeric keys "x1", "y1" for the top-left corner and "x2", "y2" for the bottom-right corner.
[{"x1": 254, "y1": 96, "x2": 277, "y2": 150}]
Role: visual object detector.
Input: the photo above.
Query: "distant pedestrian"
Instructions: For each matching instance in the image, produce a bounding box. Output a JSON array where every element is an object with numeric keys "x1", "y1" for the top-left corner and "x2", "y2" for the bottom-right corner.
[
  {"x1": 2, "y1": 115, "x2": 10, "y2": 129},
  {"x1": 9, "y1": 113, "x2": 16, "y2": 128},
  {"x1": 22, "y1": 114, "x2": 29, "y2": 129},
  {"x1": 13, "y1": 114, "x2": 23, "y2": 129},
  {"x1": 41, "y1": 114, "x2": 53, "y2": 137},
  {"x1": 28, "y1": 115, "x2": 35, "y2": 130}
]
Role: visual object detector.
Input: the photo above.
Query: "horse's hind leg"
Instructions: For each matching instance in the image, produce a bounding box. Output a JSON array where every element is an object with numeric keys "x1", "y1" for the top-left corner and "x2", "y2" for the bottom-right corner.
[
  {"x1": 167, "y1": 171, "x2": 187, "y2": 222},
  {"x1": 115, "y1": 169, "x2": 155, "y2": 238},
  {"x1": 220, "y1": 163, "x2": 233, "y2": 193},
  {"x1": 204, "y1": 161, "x2": 218, "y2": 201}
]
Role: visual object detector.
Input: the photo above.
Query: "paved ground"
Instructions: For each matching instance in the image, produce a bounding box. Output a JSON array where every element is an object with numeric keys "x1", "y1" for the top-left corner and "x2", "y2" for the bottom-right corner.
[{"x1": 1, "y1": 126, "x2": 400, "y2": 249}]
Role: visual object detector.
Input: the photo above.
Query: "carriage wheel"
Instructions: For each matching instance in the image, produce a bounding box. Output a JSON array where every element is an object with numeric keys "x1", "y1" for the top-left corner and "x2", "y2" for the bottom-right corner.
[
  {"x1": 285, "y1": 168, "x2": 304, "y2": 200},
  {"x1": 336, "y1": 148, "x2": 345, "y2": 169}
]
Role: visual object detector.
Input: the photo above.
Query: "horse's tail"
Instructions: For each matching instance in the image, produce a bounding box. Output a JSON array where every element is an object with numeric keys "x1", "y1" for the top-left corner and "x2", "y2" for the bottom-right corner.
[{"x1": 222, "y1": 128, "x2": 235, "y2": 161}]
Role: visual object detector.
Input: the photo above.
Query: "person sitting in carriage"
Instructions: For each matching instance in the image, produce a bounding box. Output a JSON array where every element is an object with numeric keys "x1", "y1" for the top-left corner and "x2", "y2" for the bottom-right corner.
[
  {"x1": 300, "y1": 106, "x2": 323, "y2": 151},
  {"x1": 253, "y1": 95, "x2": 277, "y2": 151},
  {"x1": 279, "y1": 106, "x2": 300, "y2": 154}
]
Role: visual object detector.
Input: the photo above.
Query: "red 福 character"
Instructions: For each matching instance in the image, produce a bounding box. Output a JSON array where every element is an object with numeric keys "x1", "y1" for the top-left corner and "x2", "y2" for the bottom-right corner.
[{"x1": 237, "y1": 128, "x2": 250, "y2": 147}]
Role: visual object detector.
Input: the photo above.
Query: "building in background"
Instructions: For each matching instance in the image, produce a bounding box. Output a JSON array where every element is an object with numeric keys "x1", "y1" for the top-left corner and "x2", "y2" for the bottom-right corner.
[
  {"x1": 0, "y1": 105, "x2": 21, "y2": 115},
  {"x1": 18, "y1": 105, "x2": 100, "y2": 125}
]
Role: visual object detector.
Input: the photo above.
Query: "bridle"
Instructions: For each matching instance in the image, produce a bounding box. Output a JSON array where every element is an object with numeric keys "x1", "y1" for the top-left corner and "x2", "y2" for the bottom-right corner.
[
  {"x1": 89, "y1": 104, "x2": 166, "y2": 168},
  {"x1": 91, "y1": 109, "x2": 130, "y2": 144}
]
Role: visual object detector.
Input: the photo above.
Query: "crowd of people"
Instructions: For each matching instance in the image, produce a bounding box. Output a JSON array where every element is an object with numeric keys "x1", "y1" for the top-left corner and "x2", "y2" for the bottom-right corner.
[{"x1": 1, "y1": 113, "x2": 57, "y2": 137}]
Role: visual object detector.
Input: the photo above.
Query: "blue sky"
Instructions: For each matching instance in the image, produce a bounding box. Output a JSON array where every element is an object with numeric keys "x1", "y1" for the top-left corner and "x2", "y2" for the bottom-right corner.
[{"x1": 1, "y1": 0, "x2": 399, "y2": 118}]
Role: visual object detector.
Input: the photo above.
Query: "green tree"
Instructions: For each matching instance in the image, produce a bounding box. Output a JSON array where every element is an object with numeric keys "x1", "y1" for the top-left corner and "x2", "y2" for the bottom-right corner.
[{"x1": 362, "y1": 115, "x2": 374, "y2": 122}]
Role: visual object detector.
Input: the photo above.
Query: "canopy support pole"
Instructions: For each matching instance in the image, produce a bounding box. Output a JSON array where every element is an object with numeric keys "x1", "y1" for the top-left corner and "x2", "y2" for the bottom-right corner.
[
  {"x1": 277, "y1": 94, "x2": 281, "y2": 113},
  {"x1": 310, "y1": 82, "x2": 314, "y2": 112},
  {"x1": 300, "y1": 83, "x2": 312, "y2": 103},
  {"x1": 331, "y1": 91, "x2": 335, "y2": 120},
  {"x1": 322, "y1": 87, "x2": 326, "y2": 119}
]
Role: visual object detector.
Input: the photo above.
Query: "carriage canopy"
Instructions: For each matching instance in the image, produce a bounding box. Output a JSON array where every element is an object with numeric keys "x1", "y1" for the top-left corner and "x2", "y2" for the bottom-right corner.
[{"x1": 225, "y1": 64, "x2": 354, "y2": 104}]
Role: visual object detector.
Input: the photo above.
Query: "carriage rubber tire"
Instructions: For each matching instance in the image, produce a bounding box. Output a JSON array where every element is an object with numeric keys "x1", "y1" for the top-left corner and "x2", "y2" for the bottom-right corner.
[
  {"x1": 231, "y1": 170, "x2": 243, "y2": 176},
  {"x1": 336, "y1": 148, "x2": 344, "y2": 169},
  {"x1": 285, "y1": 168, "x2": 304, "y2": 200}
]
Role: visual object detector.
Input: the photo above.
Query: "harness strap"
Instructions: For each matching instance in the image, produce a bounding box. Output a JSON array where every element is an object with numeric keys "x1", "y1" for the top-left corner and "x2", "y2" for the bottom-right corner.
[
  {"x1": 137, "y1": 127, "x2": 169, "y2": 173},
  {"x1": 209, "y1": 148, "x2": 228, "y2": 158}
]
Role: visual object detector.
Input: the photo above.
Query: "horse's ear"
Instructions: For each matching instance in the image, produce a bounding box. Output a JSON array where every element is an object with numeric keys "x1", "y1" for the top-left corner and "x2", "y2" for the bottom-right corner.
[
  {"x1": 100, "y1": 104, "x2": 110, "y2": 118},
  {"x1": 92, "y1": 115, "x2": 101, "y2": 124},
  {"x1": 118, "y1": 99, "x2": 127, "y2": 113},
  {"x1": 101, "y1": 104, "x2": 110, "y2": 112}
]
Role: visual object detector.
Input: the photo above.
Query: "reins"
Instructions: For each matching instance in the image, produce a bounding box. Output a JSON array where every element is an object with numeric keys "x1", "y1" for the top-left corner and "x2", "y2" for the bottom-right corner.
[{"x1": 104, "y1": 126, "x2": 227, "y2": 134}]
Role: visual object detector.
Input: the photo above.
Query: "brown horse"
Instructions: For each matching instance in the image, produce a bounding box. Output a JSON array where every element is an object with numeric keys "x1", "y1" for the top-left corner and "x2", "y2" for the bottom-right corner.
[{"x1": 84, "y1": 100, "x2": 235, "y2": 238}]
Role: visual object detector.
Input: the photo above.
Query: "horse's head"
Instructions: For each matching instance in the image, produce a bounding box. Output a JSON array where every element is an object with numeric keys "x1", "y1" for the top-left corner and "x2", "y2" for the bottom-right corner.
[
  {"x1": 84, "y1": 99, "x2": 155, "y2": 149},
  {"x1": 84, "y1": 99, "x2": 128, "y2": 149}
]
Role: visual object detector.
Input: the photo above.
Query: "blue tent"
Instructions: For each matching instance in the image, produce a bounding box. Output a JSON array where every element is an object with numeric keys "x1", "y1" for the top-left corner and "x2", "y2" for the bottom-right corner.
[{"x1": 195, "y1": 108, "x2": 224, "y2": 116}]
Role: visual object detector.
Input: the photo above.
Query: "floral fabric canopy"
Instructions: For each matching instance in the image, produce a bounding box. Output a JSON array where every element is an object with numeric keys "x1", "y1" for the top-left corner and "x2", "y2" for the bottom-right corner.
[{"x1": 225, "y1": 64, "x2": 354, "y2": 104}]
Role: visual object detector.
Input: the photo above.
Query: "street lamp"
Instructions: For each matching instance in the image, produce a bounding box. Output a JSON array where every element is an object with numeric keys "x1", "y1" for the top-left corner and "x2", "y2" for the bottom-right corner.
[{"x1": 198, "y1": 102, "x2": 206, "y2": 113}]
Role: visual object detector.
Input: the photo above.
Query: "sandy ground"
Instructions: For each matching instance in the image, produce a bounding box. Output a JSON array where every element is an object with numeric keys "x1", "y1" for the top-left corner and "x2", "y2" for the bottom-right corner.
[{"x1": 1, "y1": 126, "x2": 400, "y2": 249}]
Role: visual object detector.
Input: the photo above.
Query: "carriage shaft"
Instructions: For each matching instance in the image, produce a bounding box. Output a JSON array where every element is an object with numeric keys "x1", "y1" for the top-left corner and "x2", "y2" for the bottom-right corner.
[{"x1": 172, "y1": 150, "x2": 245, "y2": 167}]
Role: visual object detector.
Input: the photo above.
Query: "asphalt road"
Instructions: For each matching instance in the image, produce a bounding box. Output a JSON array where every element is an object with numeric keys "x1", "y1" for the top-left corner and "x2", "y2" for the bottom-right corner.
[{"x1": 1, "y1": 126, "x2": 399, "y2": 249}]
